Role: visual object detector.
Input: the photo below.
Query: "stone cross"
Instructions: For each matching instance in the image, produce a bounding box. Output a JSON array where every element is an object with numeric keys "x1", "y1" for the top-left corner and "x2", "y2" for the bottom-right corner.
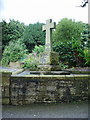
[{"x1": 42, "y1": 19, "x2": 56, "y2": 52}]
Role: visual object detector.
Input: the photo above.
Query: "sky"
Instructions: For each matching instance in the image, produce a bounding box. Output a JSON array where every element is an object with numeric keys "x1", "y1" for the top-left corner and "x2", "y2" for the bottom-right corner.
[{"x1": 0, "y1": 0, "x2": 88, "y2": 25}]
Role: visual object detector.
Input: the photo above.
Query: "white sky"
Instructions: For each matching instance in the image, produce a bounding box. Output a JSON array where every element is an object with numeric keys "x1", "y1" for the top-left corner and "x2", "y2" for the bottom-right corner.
[{"x1": 0, "y1": 0, "x2": 88, "y2": 25}]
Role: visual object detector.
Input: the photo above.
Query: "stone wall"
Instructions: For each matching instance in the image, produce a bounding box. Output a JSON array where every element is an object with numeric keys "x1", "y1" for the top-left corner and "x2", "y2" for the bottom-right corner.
[
  {"x1": 10, "y1": 75, "x2": 89, "y2": 105},
  {"x1": 0, "y1": 72, "x2": 12, "y2": 104},
  {"x1": 1, "y1": 72, "x2": 89, "y2": 105}
]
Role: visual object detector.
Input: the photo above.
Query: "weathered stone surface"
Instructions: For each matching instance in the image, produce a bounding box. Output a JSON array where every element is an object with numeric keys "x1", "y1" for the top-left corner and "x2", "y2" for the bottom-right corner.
[
  {"x1": 1, "y1": 71, "x2": 12, "y2": 104},
  {"x1": 42, "y1": 19, "x2": 56, "y2": 52},
  {"x1": 38, "y1": 19, "x2": 60, "y2": 71},
  {"x1": 30, "y1": 71, "x2": 70, "y2": 75},
  {"x1": 39, "y1": 51, "x2": 59, "y2": 65},
  {"x1": 47, "y1": 86, "x2": 56, "y2": 91},
  {"x1": 1, "y1": 71, "x2": 89, "y2": 105},
  {"x1": 9, "y1": 74, "x2": 89, "y2": 105},
  {"x1": 9, "y1": 61, "x2": 21, "y2": 68},
  {"x1": 38, "y1": 64, "x2": 61, "y2": 71}
]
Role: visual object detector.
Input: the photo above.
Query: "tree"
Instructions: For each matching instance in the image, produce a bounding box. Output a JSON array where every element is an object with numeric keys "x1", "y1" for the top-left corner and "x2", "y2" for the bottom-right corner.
[
  {"x1": 1, "y1": 19, "x2": 25, "y2": 50},
  {"x1": 53, "y1": 18, "x2": 83, "y2": 44},
  {"x1": 53, "y1": 18, "x2": 85, "y2": 67},
  {"x1": 22, "y1": 22, "x2": 45, "y2": 52}
]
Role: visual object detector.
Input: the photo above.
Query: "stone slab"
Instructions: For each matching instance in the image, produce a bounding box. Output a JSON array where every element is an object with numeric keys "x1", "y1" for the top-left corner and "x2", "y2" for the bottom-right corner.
[
  {"x1": 30, "y1": 71, "x2": 71, "y2": 75},
  {"x1": 0, "y1": 66, "x2": 24, "y2": 75},
  {"x1": 38, "y1": 64, "x2": 61, "y2": 71}
]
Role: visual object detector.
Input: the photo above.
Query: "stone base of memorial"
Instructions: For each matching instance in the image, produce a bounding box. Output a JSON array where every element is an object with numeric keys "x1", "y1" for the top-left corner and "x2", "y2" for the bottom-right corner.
[
  {"x1": 38, "y1": 65, "x2": 61, "y2": 71},
  {"x1": 38, "y1": 51, "x2": 61, "y2": 71}
]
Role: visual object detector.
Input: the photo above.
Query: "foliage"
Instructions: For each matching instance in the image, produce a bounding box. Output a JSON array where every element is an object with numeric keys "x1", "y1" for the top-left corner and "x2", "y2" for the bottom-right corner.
[
  {"x1": 32, "y1": 45, "x2": 45, "y2": 54},
  {"x1": 1, "y1": 18, "x2": 90, "y2": 68},
  {"x1": 72, "y1": 38, "x2": 85, "y2": 66},
  {"x1": 1, "y1": 19, "x2": 25, "y2": 50},
  {"x1": 22, "y1": 22, "x2": 45, "y2": 52},
  {"x1": 53, "y1": 18, "x2": 89, "y2": 67},
  {"x1": 53, "y1": 42, "x2": 76, "y2": 67},
  {"x1": 53, "y1": 18, "x2": 83, "y2": 43},
  {"x1": 84, "y1": 48, "x2": 90, "y2": 66},
  {"x1": 81, "y1": 23, "x2": 90, "y2": 48},
  {"x1": 59, "y1": 62, "x2": 69, "y2": 69},
  {"x1": 22, "y1": 45, "x2": 45, "y2": 70},
  {"x1": 22, "y1": 53, "x2": 39, "y2": 70},
  {"x1": 1, "y1": 39, "x2": 28, "y2": 66}
]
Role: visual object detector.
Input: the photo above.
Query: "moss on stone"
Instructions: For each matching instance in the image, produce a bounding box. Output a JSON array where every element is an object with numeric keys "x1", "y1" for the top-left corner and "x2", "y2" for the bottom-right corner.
[
  {"x1": 1, "y1": 72, "x2": 89, "y2": 105},
  {"x1": 2, "y1": 98, "x2": 10, "y2": 104}
]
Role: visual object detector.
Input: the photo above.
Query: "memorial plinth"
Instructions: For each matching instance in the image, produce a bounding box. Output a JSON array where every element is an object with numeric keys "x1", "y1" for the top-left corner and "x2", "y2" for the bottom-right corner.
[
  {"x1": 38, "y1": 51, "x2": 61, "y2": 71},
  {"x1": 38, "y1": 19, "x2": 61, "y2": 71}
]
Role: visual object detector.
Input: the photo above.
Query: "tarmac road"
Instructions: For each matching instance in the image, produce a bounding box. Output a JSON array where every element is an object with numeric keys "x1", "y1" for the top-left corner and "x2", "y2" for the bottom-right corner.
[{"x1": 2, "y1": 101, "x2": 88, "y2": 118}]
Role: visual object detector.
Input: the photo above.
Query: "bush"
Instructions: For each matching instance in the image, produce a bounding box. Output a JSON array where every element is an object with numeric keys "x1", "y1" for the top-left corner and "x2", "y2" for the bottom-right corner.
[
  {"x1": 53, "y1": 41, "x2": 86, "y2": 67},
  {"x1": 21, "y1": 45, "x2": 45, "y2": 70},
  {"x1": 59, "y1": 62, "x2": 69, "y2": 69},
  {"x1": 53, "y1": 42, "x2": 76, "y2": 67},
  {"x1": 22, "y1": 53, "x2": 39, "y2": 70},
  {"x1": 84, "y1": 48, "x2": 90, "y2": 66},
  {"x1": 32, "y1": 45, "x2": 45, "y2": 54},
  {"x1": 1, "y1": 39, "x2": 28, "y2": 66}
]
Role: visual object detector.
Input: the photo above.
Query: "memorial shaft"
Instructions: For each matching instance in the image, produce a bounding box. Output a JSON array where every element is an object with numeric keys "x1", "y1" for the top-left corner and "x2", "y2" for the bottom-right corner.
[{"x1": 42, "y1": 19, "x2": 56, "y2": 51}]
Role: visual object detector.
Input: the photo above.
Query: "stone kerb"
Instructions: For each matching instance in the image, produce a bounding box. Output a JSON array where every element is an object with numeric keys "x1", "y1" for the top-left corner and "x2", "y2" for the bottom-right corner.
[{"x1": 11, "y1": 74, "x2": 90, "y2": 80}]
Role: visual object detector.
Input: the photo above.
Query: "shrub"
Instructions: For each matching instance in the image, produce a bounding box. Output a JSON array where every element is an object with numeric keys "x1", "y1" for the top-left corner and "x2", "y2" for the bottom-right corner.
[
  {"x1": 59, "y1": 62, "x2": 69, "y2": 69},
  {"x1": 1, "y1": 39, "x2": 28, "y2": 66},
  {"x1": 32, "y1": 45, "x2": 45, "y2": 54},
  {"x1": 53, "y1": 42, "x2": 76, "y2": 67},
  {"x1": 21, "y1": 45, "x2": 45, "y2": 70},
  {"x1": 22, "y1": 53, "x2": 39, "y2": 70},
  {"x1": 84, "y1": 48, "x2": 90, "y2": 66}
]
